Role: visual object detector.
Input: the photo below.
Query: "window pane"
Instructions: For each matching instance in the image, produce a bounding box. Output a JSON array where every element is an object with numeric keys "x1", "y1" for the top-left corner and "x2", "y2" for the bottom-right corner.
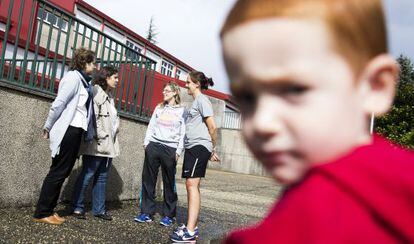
[
  {"x1": 58, "y1": 19, "x2": 67, "y2": 31},
  {"x1": 92, "y1": 32, "x2": 98, "y2": 41},
  {"x1": 47, "y1": 13, "x2": 57, "y2": 25},
  {"x1": 78, "y1": 24, "x2": 85, "y2": 33},
  {"x1": 37, "y1": 8, "x2": 44, "y2": 19}
]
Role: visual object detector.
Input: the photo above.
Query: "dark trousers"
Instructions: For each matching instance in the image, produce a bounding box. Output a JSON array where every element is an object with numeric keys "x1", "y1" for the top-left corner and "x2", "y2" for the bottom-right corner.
[
  {"x1": 140, "y1": 142, "x2": 178, "y2": 218},
  {"x1": 34, "y1": 126, "x2": 83, "y2": 218}
]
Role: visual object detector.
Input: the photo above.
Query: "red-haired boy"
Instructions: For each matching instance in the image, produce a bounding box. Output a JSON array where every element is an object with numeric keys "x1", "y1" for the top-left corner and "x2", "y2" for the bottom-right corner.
[{"x1": 221, "y1": 0, "x2": 414, "y2": 242}]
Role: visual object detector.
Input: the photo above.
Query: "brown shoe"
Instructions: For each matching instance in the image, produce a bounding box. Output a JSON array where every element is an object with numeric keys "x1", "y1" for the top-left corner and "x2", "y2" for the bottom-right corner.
[
  {"x1": 33, "y1": 215, "x2": 63, "y2": 225},
  {"x1": 53, "y1": 213, "x2": 65, "y2": 222}
]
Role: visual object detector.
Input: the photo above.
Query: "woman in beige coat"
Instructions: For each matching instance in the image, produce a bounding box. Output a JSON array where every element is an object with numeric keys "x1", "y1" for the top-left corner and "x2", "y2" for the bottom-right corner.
[{"x1": 72, "y1": 66, "x2": 120, "y2": 221}]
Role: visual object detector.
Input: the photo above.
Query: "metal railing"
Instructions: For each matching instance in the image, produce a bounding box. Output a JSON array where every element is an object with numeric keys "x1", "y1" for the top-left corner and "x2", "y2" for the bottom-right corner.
[
  {"x1": 222, "y1": 111, "x2": 242, "y2": 130},
  {"x1": 0, "y1": 0, "x2": 156, "y2": 121}
]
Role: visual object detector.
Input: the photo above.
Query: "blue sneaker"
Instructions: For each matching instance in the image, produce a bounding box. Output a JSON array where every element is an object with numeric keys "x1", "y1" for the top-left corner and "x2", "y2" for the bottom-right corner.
[
  {"x1": 174, "y1": 224, "x2": 199, "y2": 236},
  {"x1": 134, "y1": 213, "x2": 152, "y2": 223},
  {"x1": 160, "y1": 216, "x2": 174, "y2": 226},
  {"x1": 175, "y1": 223, "x2": 186, "y2": 231},
  {"x1": 170, "y1": 227, "x2": 198, "y2": 242}
]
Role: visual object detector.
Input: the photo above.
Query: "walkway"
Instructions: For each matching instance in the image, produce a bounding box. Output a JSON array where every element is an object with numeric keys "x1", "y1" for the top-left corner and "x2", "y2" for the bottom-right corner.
[{"x1": 0, "y1": 167, "x2": 281, "y2": 243}]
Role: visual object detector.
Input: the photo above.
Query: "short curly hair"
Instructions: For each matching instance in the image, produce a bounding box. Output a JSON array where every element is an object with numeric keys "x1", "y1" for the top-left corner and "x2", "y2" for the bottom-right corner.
[
  {"x1": 69, "y1": 47, "x2": 95, "y2": 71},
  {"x1": 93, "y1": 66, "x2": 119, "y2": 91}
]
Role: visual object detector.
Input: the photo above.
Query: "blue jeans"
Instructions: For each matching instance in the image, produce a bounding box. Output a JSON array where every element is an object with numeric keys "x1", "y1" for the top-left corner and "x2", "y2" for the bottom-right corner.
[{"x1": 73, "y1": 155, "x2": 112, "y2": 215}]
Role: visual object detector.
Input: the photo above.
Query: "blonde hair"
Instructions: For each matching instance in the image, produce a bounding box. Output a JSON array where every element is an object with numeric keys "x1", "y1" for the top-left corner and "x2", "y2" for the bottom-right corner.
[
  {"x1": 221, "y1": 0, "x2": 387, "y2": 76},
  {"x1": 159, "y1": 81, "x2": 181, "y2": 107}
]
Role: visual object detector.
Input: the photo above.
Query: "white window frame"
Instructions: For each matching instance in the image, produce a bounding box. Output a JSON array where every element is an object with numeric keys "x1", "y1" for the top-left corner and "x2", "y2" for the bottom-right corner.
[
  {"x1": 175, "y1": 68, "x2": 181, "y2": 79},
  {"x1": 125, "y1": 40, "x2": 142, "y2": 60},
  {"x1": 37, "y1": 9, "x2": 68, "y2": 32},
  {"x1": 161, "y1": 60, "x2": 174, "y2": 77}
]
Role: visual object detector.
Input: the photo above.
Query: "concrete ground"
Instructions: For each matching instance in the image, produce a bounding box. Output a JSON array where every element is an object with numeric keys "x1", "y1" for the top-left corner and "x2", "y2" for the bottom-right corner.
[{"x1": 0, "y1": 167, "x2": 282, "y2": 243}]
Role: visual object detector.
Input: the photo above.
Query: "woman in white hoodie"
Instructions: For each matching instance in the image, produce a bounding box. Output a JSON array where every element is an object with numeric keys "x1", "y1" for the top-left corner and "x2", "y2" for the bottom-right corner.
[{"x1": 134, "y1": 81, "x2": 185, "y2": 227}]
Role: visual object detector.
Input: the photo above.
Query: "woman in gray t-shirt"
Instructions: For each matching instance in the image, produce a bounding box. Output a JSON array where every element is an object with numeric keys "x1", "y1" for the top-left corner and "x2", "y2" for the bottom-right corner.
[{"x1": 170, "y1": 71, "x2": 220, "y2": 242}]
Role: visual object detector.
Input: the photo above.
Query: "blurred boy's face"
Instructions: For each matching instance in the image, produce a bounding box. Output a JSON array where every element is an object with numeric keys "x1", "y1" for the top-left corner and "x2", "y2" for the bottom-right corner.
[{"x1": 222, "y1": 19, "x2": 373, "y2": 184}]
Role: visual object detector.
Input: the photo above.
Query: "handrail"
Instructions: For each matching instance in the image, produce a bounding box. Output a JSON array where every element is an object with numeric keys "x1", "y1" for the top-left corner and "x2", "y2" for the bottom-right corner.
[{"x1": 0, "y1": 0, "x2": 157, "y2": 122}]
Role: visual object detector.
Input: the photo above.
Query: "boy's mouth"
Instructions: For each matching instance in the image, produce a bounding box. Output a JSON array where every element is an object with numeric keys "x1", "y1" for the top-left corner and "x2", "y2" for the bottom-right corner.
[
  {"x1": 257, "y1": 149, "x2": 299, "y2": 166},
  {"x1": 261, "y1": 151, "x2": 288, "y2": 163}
]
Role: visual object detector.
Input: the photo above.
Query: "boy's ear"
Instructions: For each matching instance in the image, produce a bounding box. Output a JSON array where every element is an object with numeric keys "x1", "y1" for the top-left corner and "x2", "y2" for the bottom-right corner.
[{"x1": 358, "y1": 54, "x2": 399, "y2": 116}]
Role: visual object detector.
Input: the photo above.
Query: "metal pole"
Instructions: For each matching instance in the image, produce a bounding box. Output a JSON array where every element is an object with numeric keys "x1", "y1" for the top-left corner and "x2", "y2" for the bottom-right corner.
[
  {"x1": 370, "y1": 112, "x2": 375, "y2": 135},
  {"x1": 0, "y1": 0, "x2": 15, "y2": 78}
]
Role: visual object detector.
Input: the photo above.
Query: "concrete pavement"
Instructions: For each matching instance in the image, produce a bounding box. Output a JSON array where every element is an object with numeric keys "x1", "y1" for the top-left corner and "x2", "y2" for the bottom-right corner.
[{"x1": 0, "y1": 167, "x2": 282, "y2": 243}]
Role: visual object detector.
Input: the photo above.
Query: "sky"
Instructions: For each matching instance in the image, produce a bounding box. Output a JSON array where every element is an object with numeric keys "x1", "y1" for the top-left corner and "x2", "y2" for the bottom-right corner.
[{"x1": 84, "y1": 0, "x2": 414, "y2": 94}]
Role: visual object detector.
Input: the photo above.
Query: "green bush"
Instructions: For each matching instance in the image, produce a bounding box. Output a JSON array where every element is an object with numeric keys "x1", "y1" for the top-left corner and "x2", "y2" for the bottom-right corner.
[{"x1": 375, "y1": 55, "x2": 414, "y2": 148}]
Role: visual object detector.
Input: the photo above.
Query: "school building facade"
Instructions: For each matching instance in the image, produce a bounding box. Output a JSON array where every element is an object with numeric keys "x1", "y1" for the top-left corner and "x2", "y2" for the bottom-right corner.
[{"x1": 0, "y1": 0, "x2": 263, "y2": 207}]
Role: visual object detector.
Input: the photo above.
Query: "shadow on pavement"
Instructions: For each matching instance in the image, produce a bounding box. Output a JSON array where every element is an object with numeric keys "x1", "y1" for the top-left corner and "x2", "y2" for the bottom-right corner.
[{"x1": 59, "y1": 160, "x2": 124, "y2": 216}]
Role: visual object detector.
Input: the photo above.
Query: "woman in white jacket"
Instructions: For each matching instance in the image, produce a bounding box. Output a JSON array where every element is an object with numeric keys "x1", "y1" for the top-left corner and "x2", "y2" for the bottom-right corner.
[
  {"x1": 134, "y1": 81, "x2": 185, "y2": 227},
  {"x1": 33, "y1": 48, "x2": 96, "y2": 225},
  {"x1": 72, "y1": 66, "x2": 120, "y2": 221}
]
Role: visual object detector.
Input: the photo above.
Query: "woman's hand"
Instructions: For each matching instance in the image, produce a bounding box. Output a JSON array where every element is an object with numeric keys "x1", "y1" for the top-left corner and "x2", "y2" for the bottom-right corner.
[
  {"x1": 210, "y1": 150, "x2": 220, "y2": 162},
  {"x1": 42, "y1": 129, "x2": 49, "y2": 139}
]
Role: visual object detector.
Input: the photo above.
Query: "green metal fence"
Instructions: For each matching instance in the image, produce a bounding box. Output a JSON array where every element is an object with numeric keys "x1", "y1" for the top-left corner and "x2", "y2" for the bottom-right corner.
[{"x1": 0, "y1": 0, "x2": 156, "y2": 121}]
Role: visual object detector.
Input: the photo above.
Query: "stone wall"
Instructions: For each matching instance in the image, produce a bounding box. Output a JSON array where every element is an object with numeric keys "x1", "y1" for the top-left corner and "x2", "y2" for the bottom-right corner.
[
  {"x1": 0, "y1": 85, "x2": 147, "y2": 207},
  {"x1": 208, "y1": 128, "x2": 267, "y2": 176}
]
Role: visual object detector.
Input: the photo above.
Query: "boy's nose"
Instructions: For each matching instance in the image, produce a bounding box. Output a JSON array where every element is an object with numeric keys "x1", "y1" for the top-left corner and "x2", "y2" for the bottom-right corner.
[{"x1": 251, "y1": 96, "x2": 282, "y2": 137}]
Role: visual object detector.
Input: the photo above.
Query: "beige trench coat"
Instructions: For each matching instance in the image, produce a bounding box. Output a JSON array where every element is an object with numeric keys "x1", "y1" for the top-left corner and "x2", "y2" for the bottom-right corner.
[{"x1": 79, "y1": 85, "x2": 120, "y2": 158}]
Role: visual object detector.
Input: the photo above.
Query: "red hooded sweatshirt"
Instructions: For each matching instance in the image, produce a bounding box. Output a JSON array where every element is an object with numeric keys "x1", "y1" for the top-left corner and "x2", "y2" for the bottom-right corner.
[{"x1": 225, "y1": 136, "x2": 414, "y2": 243}]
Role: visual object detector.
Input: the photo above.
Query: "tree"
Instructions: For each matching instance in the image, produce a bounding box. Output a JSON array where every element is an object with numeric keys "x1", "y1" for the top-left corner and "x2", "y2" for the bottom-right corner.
[
  {"x1": 375, "y1": 55, "x2": 414, "y2": 148},
  {"x1": 146, "y1": 16, "x2": 158, "y2": 45}
]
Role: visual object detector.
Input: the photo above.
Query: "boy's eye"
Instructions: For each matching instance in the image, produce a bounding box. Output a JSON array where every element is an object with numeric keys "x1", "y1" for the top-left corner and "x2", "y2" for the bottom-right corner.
[
  {"x1": 279, "y1": 85, "x2": 308, "y2": 95},
  {"x1": 277, "y1": 84, "x2": 309, "y2": 102},
  {"x1": 233, "y1": 89, "x2": 257, "y2": 111}
]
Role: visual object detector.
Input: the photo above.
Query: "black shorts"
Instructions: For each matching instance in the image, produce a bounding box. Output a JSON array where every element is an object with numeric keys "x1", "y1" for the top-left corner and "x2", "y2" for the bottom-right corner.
[{"x1": 182, "y1": 145, "x2": 211, "y2": 178}]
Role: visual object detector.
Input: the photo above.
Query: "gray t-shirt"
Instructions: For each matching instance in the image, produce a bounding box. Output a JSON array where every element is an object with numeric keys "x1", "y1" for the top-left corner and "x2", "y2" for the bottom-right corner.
[{"x1": 184, "y1": 94, "x2": 214, "y2": 151}]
